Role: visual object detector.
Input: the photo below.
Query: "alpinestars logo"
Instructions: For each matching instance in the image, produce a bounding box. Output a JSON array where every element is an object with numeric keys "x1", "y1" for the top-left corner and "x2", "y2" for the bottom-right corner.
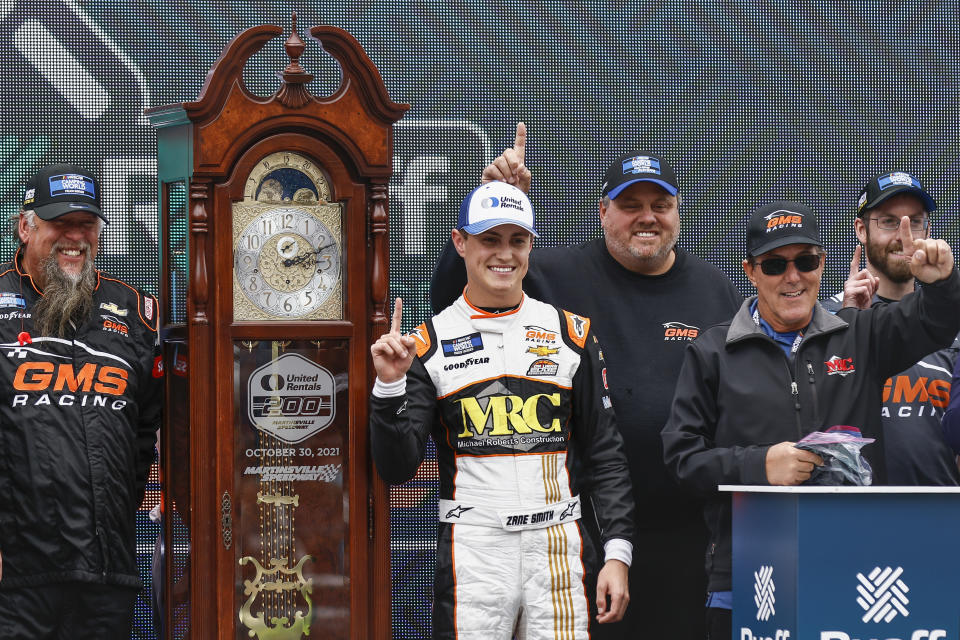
[
  {"x1": 754, "y1": 565, "x2": 776, "y2": 621},
  {"x1": 857, "y1": 566, "x2": 909, "y2": 623},
  {"x1": 408, "y1": 326, "x2": 427, "y2": 346}
]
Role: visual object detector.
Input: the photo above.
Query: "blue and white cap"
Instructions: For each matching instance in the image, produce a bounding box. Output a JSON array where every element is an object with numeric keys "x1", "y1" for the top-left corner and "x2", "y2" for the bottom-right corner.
[
  {"x1": 458, "y1": 181, "x2": 538, "y2": 237},
  {"x1": 857, "y1": 172, "x2": 936, "y2": 216}
]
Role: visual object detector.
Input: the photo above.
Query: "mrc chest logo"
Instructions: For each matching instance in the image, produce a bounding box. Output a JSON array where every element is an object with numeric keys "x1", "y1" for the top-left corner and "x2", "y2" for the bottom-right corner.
[
  {"x1": 451, "y1": 380, "x2": 568, "y2": 451},
  {"x1": 5, "y1": 340, "x2": 130, "y2": 410}
]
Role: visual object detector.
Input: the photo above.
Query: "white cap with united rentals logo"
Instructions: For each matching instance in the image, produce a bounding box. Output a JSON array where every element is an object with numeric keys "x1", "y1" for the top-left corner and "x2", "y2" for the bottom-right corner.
[{"x1": 458, "y1": 181, "x2": 539, "y2": 237}]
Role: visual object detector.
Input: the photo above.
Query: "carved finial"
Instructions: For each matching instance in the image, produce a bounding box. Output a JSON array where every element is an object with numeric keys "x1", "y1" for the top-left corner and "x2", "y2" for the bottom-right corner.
[
  {"x1": 284, "y1": 11, "x2": 306, "y2": 74},
  {"x1": 276, "y1": 10, "x2": 314, "y2": 108}
]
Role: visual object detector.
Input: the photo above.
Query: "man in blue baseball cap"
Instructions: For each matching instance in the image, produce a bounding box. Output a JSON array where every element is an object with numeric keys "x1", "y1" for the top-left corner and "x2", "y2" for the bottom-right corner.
[{"x1": 370, "y1": 180, "x2": 635, "y2": 639}]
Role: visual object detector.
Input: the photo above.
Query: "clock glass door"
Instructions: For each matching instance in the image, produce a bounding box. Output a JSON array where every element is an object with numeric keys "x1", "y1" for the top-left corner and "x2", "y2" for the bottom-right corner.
[{"x1": 233, "y1": 339, "x2": 350, "y2": 639}]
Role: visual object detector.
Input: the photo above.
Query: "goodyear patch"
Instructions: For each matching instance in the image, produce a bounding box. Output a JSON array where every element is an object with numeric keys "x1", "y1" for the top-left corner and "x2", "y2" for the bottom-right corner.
[
  {"x1": 442, "y1": 332, "x2": 483, "y2": 357},
  {"x1": 0, "y1": 293, "x2": 26, "y2": 309}
]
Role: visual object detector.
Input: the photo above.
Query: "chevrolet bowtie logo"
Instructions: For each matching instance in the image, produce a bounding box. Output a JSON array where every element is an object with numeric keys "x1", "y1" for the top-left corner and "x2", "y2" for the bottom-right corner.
[
  {"x1": 527, "y1": 346, "x2": 559, "y2": 357},
  {"x1": 445, "y1": 505, "x2": 473, "y2": 519}
]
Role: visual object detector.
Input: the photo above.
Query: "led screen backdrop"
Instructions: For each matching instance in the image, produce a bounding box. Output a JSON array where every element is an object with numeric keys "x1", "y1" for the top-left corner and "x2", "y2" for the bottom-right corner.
[{"x1": 0, "y1": 1, "x2": 957, "y2": 638}]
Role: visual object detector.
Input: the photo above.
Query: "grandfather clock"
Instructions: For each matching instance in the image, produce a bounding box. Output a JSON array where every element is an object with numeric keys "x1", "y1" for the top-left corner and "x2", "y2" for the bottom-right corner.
[{"x1": 146, "y1": 17, "x2": 407, "y2": 639}]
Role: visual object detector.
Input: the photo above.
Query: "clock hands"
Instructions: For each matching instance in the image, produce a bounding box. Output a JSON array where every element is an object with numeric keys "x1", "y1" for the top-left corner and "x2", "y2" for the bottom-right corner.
[{"x1": 282, "y1": 242, "x2": 337, "y2": 268}]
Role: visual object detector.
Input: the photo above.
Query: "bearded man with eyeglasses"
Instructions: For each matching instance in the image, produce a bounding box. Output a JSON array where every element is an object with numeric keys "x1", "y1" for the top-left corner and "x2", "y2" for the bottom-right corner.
[
  {"x1": 819, "y1": 173, "x2": 960, "y2": 487},
  {"x1": 661, "y1": 199, "x2": 960, "y2": 640}
]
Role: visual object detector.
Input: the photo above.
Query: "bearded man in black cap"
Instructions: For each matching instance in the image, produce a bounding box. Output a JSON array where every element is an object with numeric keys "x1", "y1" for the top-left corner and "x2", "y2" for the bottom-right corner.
[
  {"x1": 662, "y1": 200, "x2": 960, "y2": 640},
  {"x1": 0, "y1": 164, "x2": 162, "y2": 638},
  {"x1": 822, "y1": 173, "x2": 960, "y2": 486}
]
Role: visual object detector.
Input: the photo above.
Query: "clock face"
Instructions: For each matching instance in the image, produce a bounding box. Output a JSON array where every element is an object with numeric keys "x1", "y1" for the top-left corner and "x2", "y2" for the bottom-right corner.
[
  {"x1": 234, "y1": 207, "x2": 341, "y2": 318},
  {"x1": 233, "y1": 153, "x2": 343, "y2": 320}
]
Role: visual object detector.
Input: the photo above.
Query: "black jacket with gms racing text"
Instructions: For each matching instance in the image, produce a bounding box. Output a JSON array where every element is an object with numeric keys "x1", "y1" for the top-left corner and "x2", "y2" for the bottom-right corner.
[
  {"x1": 662, "y1": 271, "x2": 960, "y2": 592},
  {"x1": 0, "y1": 252, "x2": 162, "y2": 588}
]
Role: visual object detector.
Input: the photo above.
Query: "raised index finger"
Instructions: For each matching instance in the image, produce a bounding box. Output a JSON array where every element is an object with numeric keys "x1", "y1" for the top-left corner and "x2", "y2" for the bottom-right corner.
[
  {"x1": 849, "y1": 244, "x2": 862, "y2": 278},
  {"x1": 898, "y1": 215, "x2": 916, "y2": 250},
  {"x1": 514, "y1": 122, "x2": 526, "y2": 164},
  {"x1": 390, "y1": 297, "x2": 403, "y2": 334}
]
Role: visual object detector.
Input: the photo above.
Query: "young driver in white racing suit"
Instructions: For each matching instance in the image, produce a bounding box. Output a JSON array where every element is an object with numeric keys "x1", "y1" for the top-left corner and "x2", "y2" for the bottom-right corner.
[{"x1": 369, "y1": 182, "x2": 635, "y2": 639}]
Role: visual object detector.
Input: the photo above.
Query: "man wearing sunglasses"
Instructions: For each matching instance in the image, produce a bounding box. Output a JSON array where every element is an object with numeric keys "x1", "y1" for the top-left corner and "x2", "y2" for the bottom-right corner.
[
  {"x1": 662, "y1": 200, "x2": 960, "y2": 640},
  {"x1": 821, "y1": 173, "x2": 960, "y2": 486}
]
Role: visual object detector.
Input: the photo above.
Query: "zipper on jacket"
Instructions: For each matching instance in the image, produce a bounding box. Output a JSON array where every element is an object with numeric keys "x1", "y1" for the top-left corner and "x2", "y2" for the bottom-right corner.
[
  {"x1": 789, "y1": 368, "x2": 803, "y2": 439},
  {"x1": 805, "y1": 361, "x2": 821, "y2": 427},
  {"x1": 96, "y1": 527, "x2": 109, "y2": 577}
]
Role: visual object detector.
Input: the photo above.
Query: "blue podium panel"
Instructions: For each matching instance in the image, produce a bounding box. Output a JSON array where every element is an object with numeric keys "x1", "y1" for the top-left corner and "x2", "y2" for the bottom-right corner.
[{"x1": 724, "y1": 486, "x2": 960, "y2": 640}]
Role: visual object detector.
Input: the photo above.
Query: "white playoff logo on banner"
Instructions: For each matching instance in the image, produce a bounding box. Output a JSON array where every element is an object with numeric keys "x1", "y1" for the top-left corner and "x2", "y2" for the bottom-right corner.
[
  {"x1": 754, "y1": 565, "x2": 776, "y2": 621},
  {"x1": 856, "y1": 566, "x2": 909, "y2": 623},
  {"x1": 248, "y1": 353, "x2": 336, "y2": 444}
]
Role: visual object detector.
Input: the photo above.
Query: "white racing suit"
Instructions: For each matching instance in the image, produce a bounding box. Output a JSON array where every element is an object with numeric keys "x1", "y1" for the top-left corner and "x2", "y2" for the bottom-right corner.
[{"x1": 370, "y1": 294, "x2": 634, "y2": 639}]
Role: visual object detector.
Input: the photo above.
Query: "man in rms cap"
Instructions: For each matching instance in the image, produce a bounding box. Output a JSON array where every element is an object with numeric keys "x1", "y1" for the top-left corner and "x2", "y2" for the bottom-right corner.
[
  {"x1": 432, "y1": 124, "x2": 742, "y2": 638},
  {"x1": 370, "y1": 181, "x2": 635, "y2": 639},
  {"x1": 0, "y1": 164, "x2": 162, "y2": 638},
  {"x1": 662, "y1": 200, "x2": 960, "y2": 639}
]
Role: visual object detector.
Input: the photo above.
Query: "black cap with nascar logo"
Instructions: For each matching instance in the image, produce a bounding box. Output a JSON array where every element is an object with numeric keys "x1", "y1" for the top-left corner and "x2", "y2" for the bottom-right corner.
[
  {"x1": 22, "y1": 163, "x2": 107, "y2": 223},
  {"x1": 746, "y1": 200, "x2": 822, "y2": 257},
  {"x1": 856, "y1": 171, "x2": 936, "y2": 217},
  {"x1": 600, "y1": 152, "x2": 679, "y2": 200}
]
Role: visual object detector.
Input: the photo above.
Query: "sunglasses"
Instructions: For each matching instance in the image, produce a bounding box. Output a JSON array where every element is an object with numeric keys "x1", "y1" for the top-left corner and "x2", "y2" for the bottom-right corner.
[{"x1": 755, "y1": 253, "x2": 822, "y2": 276}]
